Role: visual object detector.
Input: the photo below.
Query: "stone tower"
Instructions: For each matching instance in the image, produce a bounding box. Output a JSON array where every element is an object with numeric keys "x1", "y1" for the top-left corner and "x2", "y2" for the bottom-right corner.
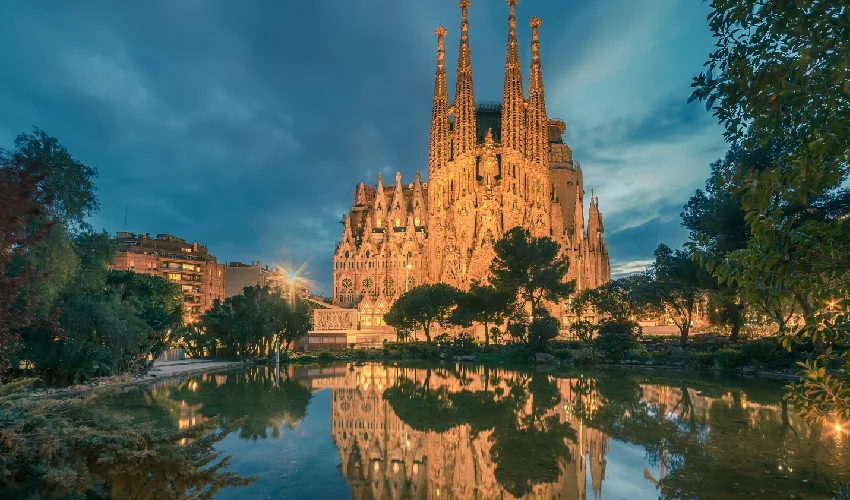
[{"x1": 332, "y1": 0, "x2": 611, "y2": 325}]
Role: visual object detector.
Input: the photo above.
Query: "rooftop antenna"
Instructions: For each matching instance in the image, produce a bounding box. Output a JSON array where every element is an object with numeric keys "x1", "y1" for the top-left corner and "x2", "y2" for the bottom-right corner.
[{"x1": 124, "y1": 207, "x2": 128, "y2": 230}]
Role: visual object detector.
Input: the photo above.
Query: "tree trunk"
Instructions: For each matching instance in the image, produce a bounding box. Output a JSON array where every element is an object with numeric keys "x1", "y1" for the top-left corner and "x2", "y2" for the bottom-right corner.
[
  {"x1": 484, "y1": 320, "x2": 490, "y2": 348},
  {"x1": 424, "y1": 323, "x2": 431, "y2": 344},
  {"x1": 679, "y1": 323, "x2": 690, "y2": 348},
  {"x1": 729, "y1": 321, "x2": 741, "y2": 343},
  {"x1": 795, "y1": 293, "x2": 826, "y2": 353}
]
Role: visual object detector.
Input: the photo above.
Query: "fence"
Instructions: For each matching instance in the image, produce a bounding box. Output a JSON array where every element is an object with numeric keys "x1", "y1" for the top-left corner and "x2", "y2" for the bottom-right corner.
[{"x1": 156, "y1": 348, "x2": 187, "y2": 362}]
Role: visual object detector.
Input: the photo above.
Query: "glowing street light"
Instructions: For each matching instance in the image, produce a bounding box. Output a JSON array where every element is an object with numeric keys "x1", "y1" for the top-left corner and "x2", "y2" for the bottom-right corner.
[{"x1": 288, "y1": 271, "x2": 297, "y2": 306}]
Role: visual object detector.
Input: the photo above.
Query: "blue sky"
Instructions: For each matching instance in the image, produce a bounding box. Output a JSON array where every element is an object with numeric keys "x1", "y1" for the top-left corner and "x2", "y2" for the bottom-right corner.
[{"x1": 0, "y1": 0, "x2": 726, "y2": 295}]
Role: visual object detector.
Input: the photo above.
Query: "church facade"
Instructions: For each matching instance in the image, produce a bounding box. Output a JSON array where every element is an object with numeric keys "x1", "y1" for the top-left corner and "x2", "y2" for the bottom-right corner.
[{"x1": 332, "y1": 0, "x2": 610, "y2": 326}]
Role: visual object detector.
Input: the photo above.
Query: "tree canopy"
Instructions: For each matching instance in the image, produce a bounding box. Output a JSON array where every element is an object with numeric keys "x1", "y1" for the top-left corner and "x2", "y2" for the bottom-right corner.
[
  {"x1": 384, "y1": 283, "x2": 461, "y2": 344},
  {"x1": 490, "y1": 227, "x2": 574, "y2": 319},
  {"x1": 690, "y1": 0, "x2": 850, "y2": 419}
]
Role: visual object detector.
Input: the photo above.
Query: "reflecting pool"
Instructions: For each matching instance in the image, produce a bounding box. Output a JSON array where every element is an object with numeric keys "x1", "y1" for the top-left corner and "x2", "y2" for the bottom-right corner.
[{"x1": 102, "y1": 363, "x2": 850, "y2": 499}]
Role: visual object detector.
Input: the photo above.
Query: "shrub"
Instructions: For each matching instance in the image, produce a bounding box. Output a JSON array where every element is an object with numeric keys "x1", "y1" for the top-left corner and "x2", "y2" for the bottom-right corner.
[
  {"x1": 593, "y1": 320, "x2": 641, "y2": 361},
  {"x1": 382, "y1": 342, "x2": 440, "y2": 359},
  {"x1": 317, "y1": 351, "x2": 334, "y2": 361},
  {"x1": 528, "y1": 314, "x2": 560, "y2": 351},
  {"x1": 0, "y1": 380, "x2": 253, "y2": 497},
  {"x1": 741, "y1": 339, "x2": 785, "y2": 363},
  {"x1": 691, "y1": 351, "x2": 715, "y2": 370},
  {"x1": 569, "y1": 319, "x2": 596, "y2": 342},
  {"x1": 552, "y1": 348, "x2": 573, "y2": 361},
  {"x1": 572, "y1": 347, "x2": 605, "y2": 365},
  {"x1": 714, "y1": 348, "x2": 747, "y2": 370},
  {"x1": 625, "y1": 344, "x2": 649, "y2": 362},
  {"x1": 481, "y1": 345, "x2": 535, "y2": 364}
]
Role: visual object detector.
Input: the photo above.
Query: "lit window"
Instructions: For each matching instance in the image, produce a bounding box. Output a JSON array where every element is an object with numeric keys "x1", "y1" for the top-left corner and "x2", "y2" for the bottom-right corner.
[{"x1": 168, "y1": 273, "x2": 181, "y2": 281}]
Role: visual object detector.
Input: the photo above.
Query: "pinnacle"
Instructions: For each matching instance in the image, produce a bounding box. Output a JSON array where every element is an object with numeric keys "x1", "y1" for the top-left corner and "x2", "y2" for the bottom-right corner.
[
  {"x1": 530, "y1": 16, "x2": 541, "y2": 28},
  {"x1": 435, "y1": 26, "x2": 447, "y2": 38},
  {"x1": 459, "y1": 0, "x2": 470, "y2": 10},
  {"x1": 507, "y1": 0, "x2": 519, "y2": 6}
]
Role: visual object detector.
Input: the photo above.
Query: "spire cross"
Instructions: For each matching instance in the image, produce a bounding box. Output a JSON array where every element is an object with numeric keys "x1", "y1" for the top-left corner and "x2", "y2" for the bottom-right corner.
[
  {"x1": 507, "y1": 0, "x2": 518, "y2": 32},
  {"x1": 435, "y1": 26, "x2": 447, "y2": 68},
  {"x1": 459, "y1": 0, "x2": 470, "y2": 35},
  {"x1": 530, "y1": 16, "x2": 541, "y2": 61}
]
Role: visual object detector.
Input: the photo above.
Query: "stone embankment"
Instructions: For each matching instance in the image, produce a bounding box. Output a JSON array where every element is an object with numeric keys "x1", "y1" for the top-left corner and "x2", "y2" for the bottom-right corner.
[{"x1": 32, "y1": 359, "x2": 243, "y2": 397}]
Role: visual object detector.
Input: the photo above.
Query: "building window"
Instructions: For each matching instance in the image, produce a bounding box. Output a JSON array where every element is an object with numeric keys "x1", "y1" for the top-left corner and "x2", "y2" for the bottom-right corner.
[{"x1": 168, "y1": 273, "x2": 180, "y2": 281}]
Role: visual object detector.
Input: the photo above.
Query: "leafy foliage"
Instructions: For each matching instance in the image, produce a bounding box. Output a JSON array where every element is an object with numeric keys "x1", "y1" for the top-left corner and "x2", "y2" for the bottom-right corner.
[
  {"x1": 489, "y1": 227, "x2": 574, "y2": 350},
  {"x1": 0, "y1": 380, "x2": 253, "y2": 499},
  {"x1": 690, "y1": 0, "x2": 850, "y2": 419},
  {"x1": 585, "y1": 273, "x2": 659, "y2": 323},
  {"x1": 490, "y1": 227, "x2": 574, "y2": 319},
  {"x1": 593, "y1": 320, "x2": 641, "y2": 361},
  {"x1": 649, "y1": 244, "x2": 710, "y2": 347},
  {"x1": 450, "y1": 281, "x2": 512, "y2": 346},
  {"x1": 198, "y1": 286, "x2": 312, "y2": 358},
  {"x1": 384, "y1": 283, "x2": 462, "y2": 344},
  {"x1": 0, "y1": 166, "x2": 46, "y2": 378}
]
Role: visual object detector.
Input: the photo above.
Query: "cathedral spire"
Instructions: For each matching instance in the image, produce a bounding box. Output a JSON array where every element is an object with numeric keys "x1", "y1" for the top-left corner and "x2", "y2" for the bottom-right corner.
[
  {"x1": 501, "y1": 0, "x2": 525, "y2": 153},
  {"x1": 429, "y1": 26, "x2": 450, "y2": 175},
  {"x1": 453, "y1": 0, "x2": 476, "y2": 156},
  {"x1": 526, "y1": 16, "x2": 548, "y2": 168}
]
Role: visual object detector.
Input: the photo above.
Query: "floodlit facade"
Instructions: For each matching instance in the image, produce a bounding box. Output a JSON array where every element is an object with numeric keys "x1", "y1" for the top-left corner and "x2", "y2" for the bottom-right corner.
[
  {"x1": 111, "y1": 232, "x2": 226, "y2": 323},
  {"x1": 331, "y1": 1, "x2": 610, "y2": 327}
]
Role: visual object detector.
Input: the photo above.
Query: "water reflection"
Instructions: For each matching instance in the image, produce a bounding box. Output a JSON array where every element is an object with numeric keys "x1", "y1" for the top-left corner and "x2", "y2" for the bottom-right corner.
[{"x1": 105, "y1": 364, "x2": 850, "y2": 499}]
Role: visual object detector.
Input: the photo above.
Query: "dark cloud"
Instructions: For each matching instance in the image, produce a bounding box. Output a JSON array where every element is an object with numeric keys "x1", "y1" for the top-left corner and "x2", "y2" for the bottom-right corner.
[
  {"x1": 605, "y1": 201, "x2": 689, "y2": 273},
  {"x1": 0, "y1": 0, "x2": 720, "y2": 293}
]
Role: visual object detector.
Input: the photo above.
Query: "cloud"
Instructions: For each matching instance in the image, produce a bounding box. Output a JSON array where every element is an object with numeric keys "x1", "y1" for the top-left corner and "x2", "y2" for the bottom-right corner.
[{"x1": 0, "y1": 0, "x2": 727, "y2": 294}]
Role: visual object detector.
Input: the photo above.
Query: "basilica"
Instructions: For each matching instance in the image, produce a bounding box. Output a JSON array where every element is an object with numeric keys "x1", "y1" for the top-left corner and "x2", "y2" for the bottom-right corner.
[{"x1": 332, "y1": 0, "x2": 610, "y2": 325}]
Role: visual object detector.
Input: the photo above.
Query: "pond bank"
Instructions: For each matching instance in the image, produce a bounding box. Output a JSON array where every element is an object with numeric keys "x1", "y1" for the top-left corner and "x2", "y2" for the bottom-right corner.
[{"x1": 30, "y1": 359, "x2": 244, "y2": 397}]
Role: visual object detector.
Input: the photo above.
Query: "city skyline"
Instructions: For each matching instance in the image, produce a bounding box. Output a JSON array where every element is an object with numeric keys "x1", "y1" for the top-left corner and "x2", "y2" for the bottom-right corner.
[{"x1": 0, "y1": 0, "x2": 725, "y2": 295}]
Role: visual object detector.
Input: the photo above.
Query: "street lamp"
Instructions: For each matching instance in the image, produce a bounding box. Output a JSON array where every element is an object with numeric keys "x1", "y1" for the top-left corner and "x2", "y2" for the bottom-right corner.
[
  {"x1": 288, "y1": 271, "x2": 297, "y2": 306},
  {"x1": 405, "y1": 263, "x2": 412, "y2": 292}
]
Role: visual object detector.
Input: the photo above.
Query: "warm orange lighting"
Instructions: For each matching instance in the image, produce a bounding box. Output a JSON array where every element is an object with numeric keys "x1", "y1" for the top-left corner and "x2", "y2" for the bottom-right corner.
[{"x1": 836, "y1": 423, "x2": 842, "y2": 432}]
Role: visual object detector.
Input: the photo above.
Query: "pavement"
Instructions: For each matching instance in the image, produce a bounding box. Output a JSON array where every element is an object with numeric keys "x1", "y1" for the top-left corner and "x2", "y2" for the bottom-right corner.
[{"x1": 145, "y1": 359, "x2": 241, "y2": 379}]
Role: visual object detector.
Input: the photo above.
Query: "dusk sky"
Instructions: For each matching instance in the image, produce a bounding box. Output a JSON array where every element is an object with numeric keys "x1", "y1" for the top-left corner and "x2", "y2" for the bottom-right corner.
[{"x1": 0, "y1": 0, "x2": 726, "y2": 295}]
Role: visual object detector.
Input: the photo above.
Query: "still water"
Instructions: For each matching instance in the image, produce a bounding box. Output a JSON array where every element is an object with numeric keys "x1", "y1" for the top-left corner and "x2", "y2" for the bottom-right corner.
[{"x1": 103, "y1": 363, "x2": 850, "y2": 499}]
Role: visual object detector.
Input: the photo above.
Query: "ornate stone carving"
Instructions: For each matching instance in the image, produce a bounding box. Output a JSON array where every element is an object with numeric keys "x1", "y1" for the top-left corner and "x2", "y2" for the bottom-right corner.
[{"x1": 314, "y1": 309, "x2": 358, "y2": 331}]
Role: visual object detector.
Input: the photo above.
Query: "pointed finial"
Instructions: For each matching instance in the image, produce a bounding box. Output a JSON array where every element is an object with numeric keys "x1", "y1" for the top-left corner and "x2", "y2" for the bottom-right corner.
[
  {"x1": 395, "y1": 171, "x2": 402, "y2": 184},
  {"x1": 484, "y1": 128, "x2": 495, "y2": 148},
  {"x1": 460, "y1": 0, "x2": 470, "y2": 28},
  {"x1": 436, "y1": 26, "x2": 447, "y2": 70},
  {"x1": 377, "y1": 172, "x2": 383, "y2": 185},
  {"x1": 508, "y1": 0, "x2": 518, "y2": 31},
  {"x1": 415, "y1": 170, "x2": 421, "y2": 182},
  {"x1": 530, "y1": 16, "x2": 541, "y2": 61}
]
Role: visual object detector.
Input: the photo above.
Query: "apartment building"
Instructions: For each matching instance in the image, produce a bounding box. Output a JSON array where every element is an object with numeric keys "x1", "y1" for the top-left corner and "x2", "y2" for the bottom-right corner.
[{"x1": 111, "y1": 232, "x2": 226, "y2": 323}]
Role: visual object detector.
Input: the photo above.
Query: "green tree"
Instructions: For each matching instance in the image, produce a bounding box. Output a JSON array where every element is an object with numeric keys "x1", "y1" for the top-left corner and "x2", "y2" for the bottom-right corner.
[
  {"x1": 690, "y1": 0, "x2": 850, "y2": 419},
  {"x1": 7, "y1": 127, "x2": 98, "y2": 233},
  {"x1": 589, "y1": 273, "x2": 658, "y2": 324},
  {"x1": 384, "y1": 283, "x2": 461, "y2": 344},
  {"x1": 280, "y1": 301, "x2": 312, "y2": 352},
  {"x1": 0, "y1": 167, "x2": 45, "y2": 376},
  {"x1": 490, "y1": 227, "x2": 574, "y2": 320},
  {"x1": 650, "y1": 244, "x2": 709, "y2": 347},
  {"x1": 450, "y1": 282, "x2": 511, "y2": 347},
  {"x1": 106, "y1": 269, "x2": 185, "y2": 365}
]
